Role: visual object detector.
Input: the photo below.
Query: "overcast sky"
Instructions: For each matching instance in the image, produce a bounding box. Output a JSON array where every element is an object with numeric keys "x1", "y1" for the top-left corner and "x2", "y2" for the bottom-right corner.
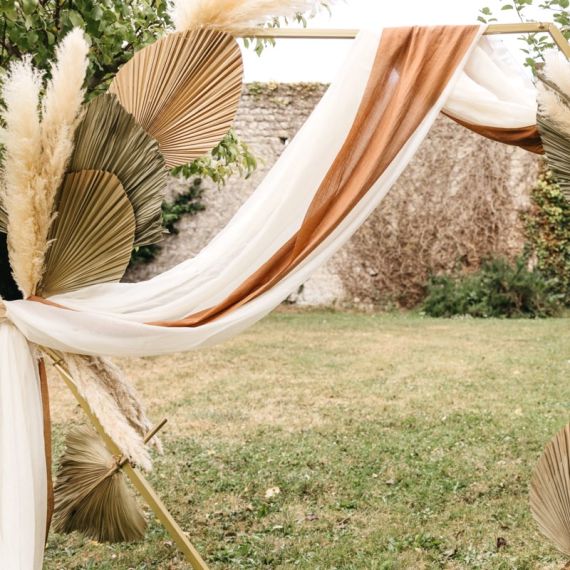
[{"x1": 241, "y1": 0, "x2": 549, "y2": 82}]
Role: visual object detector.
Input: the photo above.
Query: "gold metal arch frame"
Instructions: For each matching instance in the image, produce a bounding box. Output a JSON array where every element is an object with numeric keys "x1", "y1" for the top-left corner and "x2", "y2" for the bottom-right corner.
[
  {"x1": 241, "y1": 22, "x2": 570, "y2": 59},
  {"x1": 46, "y1": 22, "x2": 570, "y2": 570}
]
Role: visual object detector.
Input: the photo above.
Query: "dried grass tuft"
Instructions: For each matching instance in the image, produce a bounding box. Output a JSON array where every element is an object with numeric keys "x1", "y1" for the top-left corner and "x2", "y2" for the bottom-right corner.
[
  {"x1": 0, "y1": 28, "x2": 89, "y2": 297},
  {"x1": 63, "y1": 354, "x2": 156, "y2": 472},
  {"x1": 172, "y1": 0, "x2": 327, "y2": 32}
]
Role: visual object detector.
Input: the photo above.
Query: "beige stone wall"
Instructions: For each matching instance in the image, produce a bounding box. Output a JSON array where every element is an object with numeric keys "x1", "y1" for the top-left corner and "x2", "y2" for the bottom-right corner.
[{"x1": 127, "y1": 83, "x2": 541, "y2": 307}]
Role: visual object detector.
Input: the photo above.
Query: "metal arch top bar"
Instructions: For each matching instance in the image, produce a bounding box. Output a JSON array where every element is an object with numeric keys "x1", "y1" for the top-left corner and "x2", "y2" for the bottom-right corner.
[{"x1": 239, "y1": 22, "x2": 570, "y2": 59}]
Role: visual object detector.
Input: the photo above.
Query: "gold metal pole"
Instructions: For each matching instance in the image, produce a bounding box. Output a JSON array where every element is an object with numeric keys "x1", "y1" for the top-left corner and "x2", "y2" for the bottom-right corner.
[
  {"x1": 239, "y1": 22, "x2": 570, "y2": 58},
  {"x1": 42, "y1": 347, "x2": 210, "y2": 570}
]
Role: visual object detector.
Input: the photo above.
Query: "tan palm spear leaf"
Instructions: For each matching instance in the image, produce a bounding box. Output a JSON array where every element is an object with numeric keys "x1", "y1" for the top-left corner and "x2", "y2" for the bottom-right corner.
[
  {"x1": 53, "y1": 425, "x2": 146, "y2": 543},
  {"x1": 39, "y1": 170, "x2": 136, "y2": 297},
  {"x1": 109, "y1": 28, "x2": 244, "y2": 168},
  {"x1": 530, "y1": 423, "x2": 570, "y2": 556},
  {"x1": 69, "y1": 94, "x2": 168, "y2": 247},
  {"x1": 538, "y1": 115, "x2": 570, "y2": 202}
]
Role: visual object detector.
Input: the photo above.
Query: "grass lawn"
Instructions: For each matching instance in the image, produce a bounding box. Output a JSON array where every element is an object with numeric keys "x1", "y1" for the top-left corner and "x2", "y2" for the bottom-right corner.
[{"x1": 44, "y1": 309, "x2": 570, "y2": 569}]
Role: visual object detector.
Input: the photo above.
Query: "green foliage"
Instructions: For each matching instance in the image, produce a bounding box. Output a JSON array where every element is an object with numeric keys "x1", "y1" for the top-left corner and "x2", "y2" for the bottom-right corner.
[
  {"x1": 422, "y1": 257, "x2": 562, "y2": 318},
  {"x1": 523, "y1": 171, "x2": 570, "y2": 304},
  {"x1": 130, "y1": 178, "x2": 206, "y2": 266},
  {"x1": 478, "y1": 0, "x2": 570, "y2": 69},
  {"x1": 242, "y1": 2, "x2": 333, "y2": 56},
  {"x1": 0, "y1": 0, "x2": 171, "y2": 96},
  {"x1": 172, "y1": 129, "x2": 258, "y2": 186}
]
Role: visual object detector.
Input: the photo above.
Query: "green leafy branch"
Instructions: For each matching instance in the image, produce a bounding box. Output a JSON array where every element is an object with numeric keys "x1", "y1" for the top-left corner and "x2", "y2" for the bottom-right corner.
[{"x1": 478, "y1": 0, "x2": 570, "y2": 69}]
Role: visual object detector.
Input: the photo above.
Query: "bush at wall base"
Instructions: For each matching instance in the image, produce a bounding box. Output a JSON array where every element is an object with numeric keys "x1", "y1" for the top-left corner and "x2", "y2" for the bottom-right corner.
[{"x1": 422, "y1": 257, "x2": 563, "y2": 319}]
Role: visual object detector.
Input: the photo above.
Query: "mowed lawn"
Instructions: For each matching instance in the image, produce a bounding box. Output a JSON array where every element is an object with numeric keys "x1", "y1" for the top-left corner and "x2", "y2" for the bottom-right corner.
[{"x1": 45, "y1": 309, "x2": 570, "y2": 569}]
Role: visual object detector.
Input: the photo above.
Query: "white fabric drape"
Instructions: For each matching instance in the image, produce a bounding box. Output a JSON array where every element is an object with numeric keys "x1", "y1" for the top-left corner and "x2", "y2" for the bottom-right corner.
[
  {"x1": 443, "y1": 37, "x2": 537, "y2": 128},
  {"x1": 0, "y1": 323, "x2": 46, "y2": 570},
  {"x1": 4, "y1": 27, "x2": 540, "y2": 358}
]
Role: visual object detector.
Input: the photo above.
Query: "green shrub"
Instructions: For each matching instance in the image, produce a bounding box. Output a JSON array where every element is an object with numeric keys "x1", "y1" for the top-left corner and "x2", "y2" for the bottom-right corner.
[
  {"x1": 422, "y1": 257, "x2": 562, "y2": 318},
  {"x1": 523, "y1": 171, "x2": 570, "y2": 306}
]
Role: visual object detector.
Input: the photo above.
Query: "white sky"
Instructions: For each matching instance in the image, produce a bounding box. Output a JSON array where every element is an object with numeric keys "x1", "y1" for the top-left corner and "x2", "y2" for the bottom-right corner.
[{"x1": 241, "y1": 0, "x2": 549, "y2": 82}]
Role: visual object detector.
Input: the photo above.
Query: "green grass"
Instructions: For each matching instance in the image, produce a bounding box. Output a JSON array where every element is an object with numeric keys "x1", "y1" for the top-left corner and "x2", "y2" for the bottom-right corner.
[{"x1": 44, "y1": 310, "x2": 570, "y2": 569}]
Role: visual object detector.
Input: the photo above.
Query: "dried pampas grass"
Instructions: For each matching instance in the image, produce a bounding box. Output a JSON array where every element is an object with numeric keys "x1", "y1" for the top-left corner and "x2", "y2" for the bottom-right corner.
[
  {"x1": 1, "y1": 58, "x2": 44, "y2": 297},
  {"x1": 172, "y1": 0, "x2": 327, "y2": 32},
  {"x1": 537, "y1": 50, "x2": 570, "y2": 201},
  {"x1": 62, "y1": 354, "x2": 157, "y2": 471},
  {"x1": 0, "y1": 29, "x2": 89, "y2": 297},
  {"x1": 537, "y1": 52, "x2": 570, "y2": 136}
]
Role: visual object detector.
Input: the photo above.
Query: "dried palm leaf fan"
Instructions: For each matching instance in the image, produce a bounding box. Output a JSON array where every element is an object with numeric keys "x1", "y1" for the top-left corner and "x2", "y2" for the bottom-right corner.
[
  {"x1": 537, "y1": 54, "x2": 570, "y2": 202},
  {"x1": 108, "y1": 28, "x2": 244, "y2": 168},
  {"x1": 39, "y1": 170, "x2": 136, "y2": 297},
  {"x1": 530, "y1": 423, "x2": 570, "y2": 556},
  {"x1": 69, "y1": 94, "x2": 168, "y2": 246},
  {"x1": 53, "y1": 426, "x2": 145, "y2": 543},
  {"x1": 53, "y1": 419, "x2": 167, "y2": 543}
]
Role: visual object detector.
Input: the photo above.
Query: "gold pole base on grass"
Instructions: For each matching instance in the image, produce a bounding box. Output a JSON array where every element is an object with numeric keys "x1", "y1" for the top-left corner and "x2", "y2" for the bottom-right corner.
[{"x1": 43, "y1": 347, "x2": 209, "y2": 570}]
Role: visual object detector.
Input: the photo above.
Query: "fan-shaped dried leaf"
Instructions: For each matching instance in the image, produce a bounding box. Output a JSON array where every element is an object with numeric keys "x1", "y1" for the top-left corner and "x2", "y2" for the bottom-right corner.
[
  {"x1": 40, "y1": 170, "x2": 136, "y2": 297},
  {"x1": 538, "y1": 116, "x2": 570, "y2": 202},
  {"x1": 70, "y1": 94, "x2": 167, "y2": 246},
  {"x1": 53, "y1": 425, "x2": 146, "y2": 543},
  {"x1": 109, "y1": 29, "x2": 243, "y2": 168},
  {"x1": 530, "y1": 423, "x2": 570, "y2": 556}
]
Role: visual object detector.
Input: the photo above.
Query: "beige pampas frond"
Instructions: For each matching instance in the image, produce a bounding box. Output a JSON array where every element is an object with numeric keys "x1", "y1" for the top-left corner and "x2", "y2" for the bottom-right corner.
[
  {"x1": 1, "y1": 58, "x2": 44, "y2": 297},
  {"x1": 1, "y1": 29, "x2": 89, "y2": 297},
  {"x1": 543, "y1": 50, "x2": 570, "y2": 100},
  {"x1": 537, "y1": 50, "x2": 570, "y2": 202},
  {"x1": 63, "y1": 354, "x2": 155, "y2": 471},
  {"x1": 537, "y1": 51, "x2": 570, "y2": 136},
  {"x1": 172, "y1": 0, "x2": 326, "y2": 32}
]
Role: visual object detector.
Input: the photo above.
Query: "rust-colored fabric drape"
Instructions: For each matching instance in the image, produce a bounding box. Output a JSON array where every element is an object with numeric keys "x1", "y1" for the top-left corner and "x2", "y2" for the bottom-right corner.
[
  {"x1": 38, "y1": 358, "x2": 54, "y2": 541},
  {"x1": 151, "y1": 25, "x2": 481, "y2": 328},
  {"x1": 445, "y1": 113, "x2": 544, "y2": 154}
]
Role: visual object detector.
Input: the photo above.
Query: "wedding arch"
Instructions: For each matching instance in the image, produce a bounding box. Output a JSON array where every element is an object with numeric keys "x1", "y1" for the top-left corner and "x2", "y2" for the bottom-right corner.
[{"x1": 0, "y1": 5, "x2": 569, "y2": 567}]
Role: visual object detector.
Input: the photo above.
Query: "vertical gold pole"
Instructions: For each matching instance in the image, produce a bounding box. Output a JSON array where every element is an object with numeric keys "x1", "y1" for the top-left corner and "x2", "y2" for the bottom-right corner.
[{"x1": 42, "y1": 348, "x2": 210, "y2": 570}]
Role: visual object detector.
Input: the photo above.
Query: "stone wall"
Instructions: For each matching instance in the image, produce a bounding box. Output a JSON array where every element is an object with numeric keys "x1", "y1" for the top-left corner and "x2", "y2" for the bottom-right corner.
[{"x1": 128, "y1": 83, "x2": 541, "y2": 307}]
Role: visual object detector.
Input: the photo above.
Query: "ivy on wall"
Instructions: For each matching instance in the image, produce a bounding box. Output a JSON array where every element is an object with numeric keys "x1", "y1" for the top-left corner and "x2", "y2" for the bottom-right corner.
[{"x1": 524, "y1": 171, "x2": 570, "y2": 304}]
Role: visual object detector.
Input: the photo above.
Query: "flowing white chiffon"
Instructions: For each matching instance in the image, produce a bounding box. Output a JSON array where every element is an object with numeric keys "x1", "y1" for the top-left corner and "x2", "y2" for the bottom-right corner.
[
  {"x1": 5, "y1": 30, "x2": 538, "y2": 358},
  {"x1": 0, "y1": 323, "x2": 46, "y2": 569}
]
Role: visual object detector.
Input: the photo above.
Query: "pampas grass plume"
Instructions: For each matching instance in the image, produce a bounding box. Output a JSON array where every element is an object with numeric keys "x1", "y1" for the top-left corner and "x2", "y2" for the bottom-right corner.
[
  {"x1": 172, "y1": 0, "x2": 328, "y2": 32},
  {"x1": 538, "y1": 86, "x2": 570, "y2": 135},
  {"x1": 1, "y1": 58, "x2": 44, "y2": 297},
  {"x1": 1, "y1": 29, "x2": 89, "y2": 297},
  {"x1": 544, "y1": 50, "x2": 570, "y2": 99}
]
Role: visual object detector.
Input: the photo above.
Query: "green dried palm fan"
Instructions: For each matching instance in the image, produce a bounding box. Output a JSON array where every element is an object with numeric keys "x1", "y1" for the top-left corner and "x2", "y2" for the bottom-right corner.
[
  {"x1": 39, "y1": 170, "x2": 136, "y2": 297},
  {"x1": 69, "y1": 94, "x2": 168, "y2": 246},
  {"x1": 53, "y1": 419, "x2": 166, "y2": 543},
  {"x1": 53, "y1": 425, "x2": 146, "y2": 543}
]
